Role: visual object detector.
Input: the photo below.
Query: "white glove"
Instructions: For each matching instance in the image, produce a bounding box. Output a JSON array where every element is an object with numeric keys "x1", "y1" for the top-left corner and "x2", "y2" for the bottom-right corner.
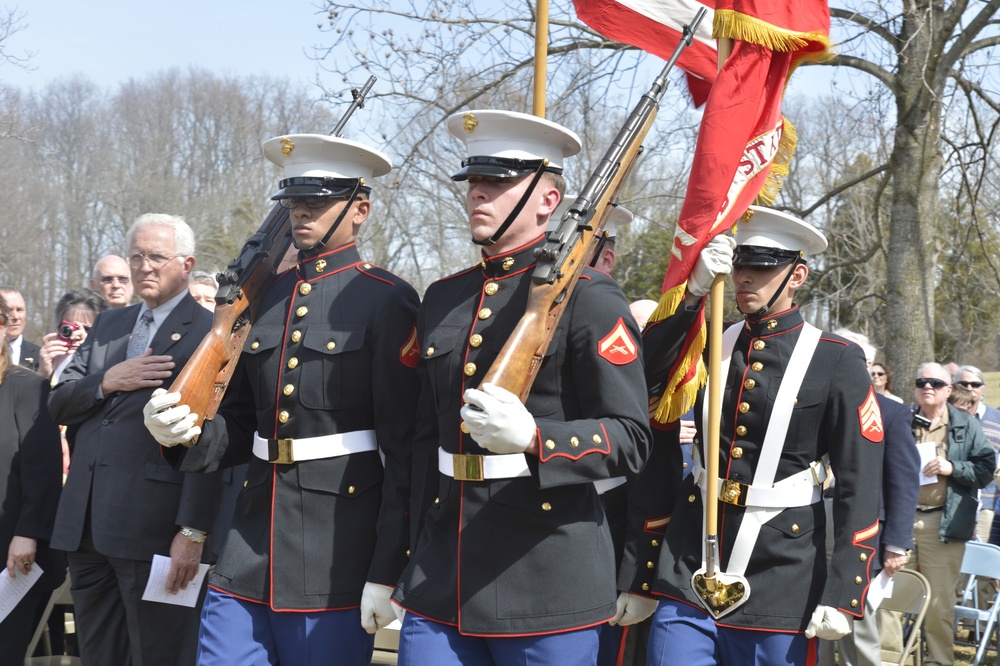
[
  {"x1": 143, "y1": 388, "x2": 201, "y2": 447},
  {"x1": 460, "y1": 383, "x2": 536, "y2": 454},
  {"x1": 804, "y1": 604, "x2": 852, "y2": 640},
  {"x1": 392, "y1": 600, "x2": 407, "y2": 624},
  {"x1": 610, "y1": 592, "x2": 658, "y2": 626},
  {"x1": 687, "y1": 235, "x2": 736, "y2": 297},
  {"x1": 360, "y1": 582, "x2": 395, "y2": 634}
]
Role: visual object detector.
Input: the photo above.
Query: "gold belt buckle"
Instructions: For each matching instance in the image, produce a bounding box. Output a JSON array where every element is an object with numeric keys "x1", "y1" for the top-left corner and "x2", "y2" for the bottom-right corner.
[
  {"x1": 452, "y1": 454, "x2": 485, "y2": 481},
  {"x1": 719, "y1": 479, "x2": 747, "y2": 507},
  {"x1": 269, "y1": 438, "x2": 295, "y2": 464}
]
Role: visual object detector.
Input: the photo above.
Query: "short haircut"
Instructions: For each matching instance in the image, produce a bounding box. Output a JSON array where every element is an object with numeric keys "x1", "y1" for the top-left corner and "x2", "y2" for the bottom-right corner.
[
  {"x1": 0, "y1": 285, "x2": 21, "y2": 297},
  {"x1": 916, "y1": 362, "x2": 949, "y2": 381},
  {"x1": 832, "y1": 328, "x2": 876, "y2": 365},
  {"x1": 956, "y1": 365, "x2": 985, "y2": 384},
  {"x1": 189, "y1": 270, "x2": 218, "y2": 288},
  {"x1": 54, "y1": 289, "x2": 108, "y2": 328},
  {"x1": 125, "y1": 213, "x2": 196, "y2": 257},
  {"x1": 544, "y1": 172, "x2": 566, "y2": 197}
]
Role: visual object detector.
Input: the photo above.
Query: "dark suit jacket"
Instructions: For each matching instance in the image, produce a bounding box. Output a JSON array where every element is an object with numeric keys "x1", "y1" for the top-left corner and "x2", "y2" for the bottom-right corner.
[
  {"x1": 17, "y1": 339, "x2": 40, "y2": 371},
  {"x1": 48, "y1": 293, "x2": 221, "y2": 561},
  {"x1": 876, "y1": 394, "x2": 920, "y2": 565}
]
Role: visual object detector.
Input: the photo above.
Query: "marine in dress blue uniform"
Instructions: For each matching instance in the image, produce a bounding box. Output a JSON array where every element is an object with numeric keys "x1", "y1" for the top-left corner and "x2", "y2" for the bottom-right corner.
[
  {"x1": 391, "y1": 110, "x2": 652, "y2": 666},
  {"x1": 621, "y1": 208, "x2": 885, "y2": 665},
  {"x1": 146, "y1": 134, "x2": 420, "y2": 665}
]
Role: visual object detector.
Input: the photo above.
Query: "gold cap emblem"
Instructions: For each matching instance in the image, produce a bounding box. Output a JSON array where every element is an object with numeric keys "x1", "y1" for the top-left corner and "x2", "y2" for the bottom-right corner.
[
  {"x1": 315, "y1": 259, "x2": 327, "y2": 273},
  {"x1": 462, "y1": 113, "x2": 478, "y2": 133},
  {"x1": 280, "y1": 137, "x2": 295, "y2": 156}
]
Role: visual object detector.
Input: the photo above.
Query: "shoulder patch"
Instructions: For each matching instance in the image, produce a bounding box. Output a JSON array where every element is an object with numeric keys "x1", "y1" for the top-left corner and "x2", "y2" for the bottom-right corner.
[
  {"x1": 597, "y1": 317, "x2": 638, "y2": 365},
  {"x1": 858, "y1": 387, "x2": 884, "y2": 443},
  {"x1": 400, "y1": 325, "x2": 419, "y2": 369}
]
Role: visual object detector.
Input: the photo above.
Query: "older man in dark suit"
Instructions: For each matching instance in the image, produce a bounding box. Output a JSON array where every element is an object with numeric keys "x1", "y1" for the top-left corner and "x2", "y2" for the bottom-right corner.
[
  {"x1": 49, "y1": 213, "x2": 220, "y2": 666},
  {"x1": 0, "y1": 287, "x2": 40, "y2": 371}
]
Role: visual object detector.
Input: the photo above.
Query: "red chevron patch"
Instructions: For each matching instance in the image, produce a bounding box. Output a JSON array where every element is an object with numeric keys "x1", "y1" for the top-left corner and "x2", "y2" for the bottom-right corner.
[
  {"x1": 598, "y1": 317, "x2": 638, "y2": 365},
  {"x1": 399, "y1": 325, "x2": 419, "y2": 369},
  {"x1": 858, "y1": 387, "x2": 884, "y2": 443}
]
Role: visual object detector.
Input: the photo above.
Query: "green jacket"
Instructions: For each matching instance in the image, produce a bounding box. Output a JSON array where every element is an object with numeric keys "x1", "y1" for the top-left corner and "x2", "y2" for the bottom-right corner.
[{"x1": 940, "y1": 404, "x2": 995, "y2": 542}]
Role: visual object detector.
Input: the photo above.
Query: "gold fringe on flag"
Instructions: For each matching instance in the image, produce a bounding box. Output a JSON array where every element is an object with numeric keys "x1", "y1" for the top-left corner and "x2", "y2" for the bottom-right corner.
[
  {"x1": 755, "y1": 116, "x2": 797, "y2": 206},
  {"x1": 713, "y1": 10, "x2": 830, "y2": 54},
  {"x1": 652, "y1": 331, "x2": 707, "y2": 424}
]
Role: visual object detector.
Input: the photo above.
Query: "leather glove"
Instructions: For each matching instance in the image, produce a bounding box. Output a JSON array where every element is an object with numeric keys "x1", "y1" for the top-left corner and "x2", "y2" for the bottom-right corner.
[
  {"x1": 360, "y1": 582, "x2": 395, "y2": 634},
  {"x1": 804, "y1": 604, "x2": 852, "y2": 640},
  {"x1": 143, "y1": 388, "x2": 201, "y2": 447},
  {"x1": 687, "y1": 235, "x2": 736, "y2": 297},
  {"x1": 461, "y1": 383, "x2": 536, "y2": 454},
  {"x1": 610, "y1": 592, "x2": 658, "y2": 626}
]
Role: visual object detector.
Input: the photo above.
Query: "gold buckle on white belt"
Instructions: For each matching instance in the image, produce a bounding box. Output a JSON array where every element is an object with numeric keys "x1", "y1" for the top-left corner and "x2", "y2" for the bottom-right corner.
[
  {"x1": 268, "y1": 438, "x2": 295, "y2": 464},
  {"x1": 452, "y1": 454, "x2": 485, "y2": 481}
]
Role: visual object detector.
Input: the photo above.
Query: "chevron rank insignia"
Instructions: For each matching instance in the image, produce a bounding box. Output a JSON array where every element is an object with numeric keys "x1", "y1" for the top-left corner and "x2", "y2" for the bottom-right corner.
[
  {"x1": 400, "y1": 325, "x2": 419, "y2": 369},
  {"x1": 858, "y1": 387, "x2": 884, "y2": 443},
  {"x1": 597, "y1": 317, "x2": 638, "y2": 365}
]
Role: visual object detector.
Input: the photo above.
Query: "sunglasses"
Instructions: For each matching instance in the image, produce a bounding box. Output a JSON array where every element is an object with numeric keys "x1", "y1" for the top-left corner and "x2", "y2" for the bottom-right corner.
[
  {"x1": 870, "y1": 372, "x2": 886, "y2": 377},
  {"x1": 915, "y1": 378, "x2": 949, "y2": 390},
  {"x1": 100, "y1": 276, "x2": 130, "y2": 285},
  {"x1": 955, "y1": 381, "x2": 985, "y2": 389}
]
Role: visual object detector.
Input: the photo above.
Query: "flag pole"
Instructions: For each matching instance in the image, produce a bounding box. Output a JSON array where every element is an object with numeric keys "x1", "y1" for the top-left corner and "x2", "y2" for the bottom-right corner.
[{"x1": 533, "y1": 0, "x2": 549, "y2": 118}]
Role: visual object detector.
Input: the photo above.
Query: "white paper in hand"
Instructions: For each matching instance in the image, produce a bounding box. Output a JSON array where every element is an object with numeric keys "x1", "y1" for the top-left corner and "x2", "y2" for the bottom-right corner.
[
  {"x1": 141, "y1": 554, "x2": 210, "y2": 607},
  {"x1": 0, "y1": 563, "x2": 43, "y2": 622}
]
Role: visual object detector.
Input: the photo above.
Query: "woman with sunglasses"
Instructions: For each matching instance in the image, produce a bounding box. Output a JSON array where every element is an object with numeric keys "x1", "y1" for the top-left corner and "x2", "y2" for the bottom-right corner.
[
  {"x1": 0, "y1": 293, "x2": 64, "y2": 661},
  {"x1": 37, "y1": 290, "x2": 108, "y2": 383},
  {"x1": 870, "y1": 362, "x2": 903, "y2": 403}
]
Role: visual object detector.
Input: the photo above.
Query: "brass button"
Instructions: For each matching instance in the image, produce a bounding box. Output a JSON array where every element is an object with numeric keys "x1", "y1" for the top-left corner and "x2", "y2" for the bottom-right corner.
[
  {"x1": 251, "y1": 341, "x2": 260, "y2": 350},
  {"x1": 470, "y1": 334, "x2": 483, "y2": 348},
  {"x1": 688, "y1": 494, "x2": 696, "y2": 503},
  {"x1": 327, "y1": 341, "x2": 336, "y2": 351},
  {"x1": 295, "y1": 306, "x2": 308, "y2": 317},
  {"x1": 767, "y1": 319, "x2": 778, "y2": 330},
  {"x1": 283, "y1": 384, "x2": 294, "y2": 396},
  {"x1": 642, "y1": 583, "x2": 650, "y2": 591},
  {"x1": 278, "y1": 410, "x2": 290, "y2": 423},
  {"x1": 855, "y1": 576, "x2": 862, "y2": 584},
  {"x1": 593, "y1": 435, "x2": 602, "y2": 444},
  {"x1": 791, "y1": 524, "x2": 799, "y2": 533},
  {"x1": 738, "y1": 402, "x2": 750, "y2": 413},
  {"x1": 348, "y1": 485, "x2": 356, "y2": 494},
  {"x1": 484, "y1": 282, "x2": 499, "y2": 296},
  {"x1": 287, "y1": 357, "x2": 298, "y2": 369},
  {"x1": 651, "y1": 539, "x2": 660, "y2": 547},
  {"x1": 362, "y1": 263, "x2": 372, "y2": 269},
  {"x1": 570, "y1": 437, "x2": 579, "y2": 447},
  {"x1": 291, "y1": 330, "x2": 302, "y2": 343},
  {"x1": 647, "y1": 561, "x2": 655, "y2": 569},
  {"x1": 464, "y1": 363, "x2": 477, "y2": 376},
  {"x1": 545, "y1": 439, "x2": 556, "y2": 450},
  {"x1": 478, "y1": 308, "x2": 492, "y2": 320},
  {"x1": 753, "y1": 340, "x2": 766, "y2": 351},
  {"x1": 298, "y1": 283, "x2": 312, "y2": 296},
  {"x1": 732, "y1": 447, "x2": 743, "y2": 459},
  {"x1": 851, "y1": 599, "x2": 859, "y2": 608},
  {"x1": 406, "y1": 549, "x2": 410, "y2": 557},
  {"x1": 502, "y1": 257, "x2": 515, "y2": 270},
  {"x1": 426, "y1": 346, "x2": 435, "y2": 356},
  {"x1": 751, "y1": 362, "x2": 764, "y2": 372},
  {"x1": 736, "y1": 425, "x2": 747, "y2": 436},
  {"x1": 243, "y1": 480, "x2": 248, "y2": 488},
  {"x1": 683, "y1": 462, "x2": 688, "y2": 468},
  {"x1": 541, "y1": 502, "x2": 552, "y2": 511},
  {"x1": 860, "y1": 553, "x2": 868, "y2": 562},
  {"x1": 434, "y1": 497, "x2": 440, "y2": 505},
  {"x1": 460, "y1": 422, "x2": 470, "y2": 434},
  {"x1": 744, "y1": 378, "x2": 756, "y2": 390}
]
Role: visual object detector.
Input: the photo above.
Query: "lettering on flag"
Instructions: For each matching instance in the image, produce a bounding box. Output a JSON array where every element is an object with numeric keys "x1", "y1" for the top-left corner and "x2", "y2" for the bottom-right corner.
[
  {"x1": 858, "y1": 387, "x2": 884, "y2": 443},
  {"x1": 598, "y1": 317, "x2": 638, "y2": 365},
  {"x1": 399, "y1": 325, "x2": 419, "y2": 369}
]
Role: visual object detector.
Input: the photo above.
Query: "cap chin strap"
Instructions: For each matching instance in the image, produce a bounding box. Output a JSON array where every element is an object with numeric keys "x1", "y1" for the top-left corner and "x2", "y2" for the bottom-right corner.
[
  {"x1": 297, "y1": 179, "x2": 364, "y2": 255},
  {"x1": 472, "y1": 161, "x2": 549, "y2": 247},
  {"x1": 739, "y1": 260, "x2": 800, "y2": 319}
]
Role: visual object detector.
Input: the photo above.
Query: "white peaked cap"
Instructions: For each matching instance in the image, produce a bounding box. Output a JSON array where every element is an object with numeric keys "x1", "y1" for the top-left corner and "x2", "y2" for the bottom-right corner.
[
  {"x1": 262, "y1": 134, "x2": 392, "y2": 180},
  {"x1": 447, "y1": 110, "x2": 581, "y2": 173},
  {"x1": 734, "y1": 206, "x2": 828, "y2": 257}
]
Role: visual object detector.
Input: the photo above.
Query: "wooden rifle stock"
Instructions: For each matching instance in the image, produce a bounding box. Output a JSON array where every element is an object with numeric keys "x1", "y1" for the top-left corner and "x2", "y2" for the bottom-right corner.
[
  {"x1": 170, "y1": 204, "x2": 292, "y2": 445},
  {"x1": 480, "y1": 8, "x2": 705, "y2": 401}
]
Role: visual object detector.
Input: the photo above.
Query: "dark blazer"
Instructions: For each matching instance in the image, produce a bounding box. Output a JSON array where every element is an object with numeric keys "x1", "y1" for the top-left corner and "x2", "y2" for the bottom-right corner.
[
  {"x1": 0, "y1": 366, "x2": 65, "y2": 591},
  {"x1": 876, "y1": 394, "x2": 920, "y2": 563},
  {"x1": 18, "y1": 339, "x2": 40, "y2": 371},
  {"x1": 48, "y1": 293, "x2": 221, "y2": 561}
]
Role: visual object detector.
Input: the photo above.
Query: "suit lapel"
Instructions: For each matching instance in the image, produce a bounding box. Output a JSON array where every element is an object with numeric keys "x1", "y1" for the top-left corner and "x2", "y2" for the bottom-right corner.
[
  {"x1": 150, "y1": 293, "x2": 197, "y2": 357},
  {"x1": 106, "y1": 305, "x2": 140, "y2": 367}
]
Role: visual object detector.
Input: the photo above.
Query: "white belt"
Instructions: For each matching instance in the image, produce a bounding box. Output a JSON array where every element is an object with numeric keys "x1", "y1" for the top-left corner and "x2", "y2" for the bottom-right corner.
[
  {"x1": 253, "y1": 430, "x2": 377, "y2": 464},
  {"x1": 594, "y1": 477, "x2": 627, "y2": 494},
  {"x1": 437, "y1": 447, "x2": 530, "y2": 481},
  {"x1": 692, "y1": 453, "x2": 829, "y2": 509}
]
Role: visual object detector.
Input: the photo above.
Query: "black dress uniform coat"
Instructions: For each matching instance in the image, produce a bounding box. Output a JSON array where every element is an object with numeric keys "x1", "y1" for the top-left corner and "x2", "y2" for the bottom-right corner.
[
  {"x1": 622, "y1": 306, "x2": 884, "y2": 632},
  {"x1": 166, "y1": 243, "x2": 420, "y2": 611},
  {"x1": 392, "y1": 236, "x2": 652, "y2": 636}
]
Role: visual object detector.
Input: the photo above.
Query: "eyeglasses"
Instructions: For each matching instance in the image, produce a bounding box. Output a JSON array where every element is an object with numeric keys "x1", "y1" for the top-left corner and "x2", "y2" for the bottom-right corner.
[
  {"x1": 128, "y1": 253, "x2": 181, "y2": 269},
  {"x1": 915, "y1": 378, "x2": 949, "y2": 390},
  {"x1": 276, "y1": 196, "x2": 334, "y2": 210},
  {"x1": 100, "y1": 276, "x2": 130, "y2": 285},
  {"x1": 870, "y1": 372, "x2": 886, "y2": 377},
  {"x1": 955, "y1": 381, "x2": 985, "y2": 389}
]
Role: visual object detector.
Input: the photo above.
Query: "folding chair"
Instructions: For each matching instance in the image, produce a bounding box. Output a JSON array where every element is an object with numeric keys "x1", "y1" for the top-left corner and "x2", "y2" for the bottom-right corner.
[
  {"x1": 371, "y1": 620, "x2": 401, "y2": 665},
  {"x1": 24, "y1": 573, "x2": 81, "y2": 666},
  {"x1": 879, "y1": 569, "x2": 931, "y2": 666},
  {"x1": 954, "y1": 541, "x2": 1000, "y2": 666}
]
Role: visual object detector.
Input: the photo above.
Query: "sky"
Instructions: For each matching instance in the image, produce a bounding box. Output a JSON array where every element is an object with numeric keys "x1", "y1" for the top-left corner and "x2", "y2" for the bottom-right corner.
[{"x1": 2, "y1": 0, "x2": 334, "y2": 92}]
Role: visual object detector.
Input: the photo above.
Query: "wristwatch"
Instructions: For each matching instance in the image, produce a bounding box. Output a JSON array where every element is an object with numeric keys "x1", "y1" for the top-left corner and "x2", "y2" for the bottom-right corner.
[{"x1": 180, "y1": 526, "x2": 207, "y2": 543}]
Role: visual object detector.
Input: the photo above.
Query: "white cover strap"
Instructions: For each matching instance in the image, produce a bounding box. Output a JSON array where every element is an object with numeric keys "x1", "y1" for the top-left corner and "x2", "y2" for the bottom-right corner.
[{"x1": 252, "y1": 430, "x2": 377, "y2": 464}]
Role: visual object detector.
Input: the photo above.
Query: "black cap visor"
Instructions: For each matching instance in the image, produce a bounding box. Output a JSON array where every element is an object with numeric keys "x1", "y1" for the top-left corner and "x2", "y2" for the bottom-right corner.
[
  {"x1": 271, "y1": 177, "x2": 370, "y2": 200},
  {"x1": 733, "y1": 245, "x2": 801, "y2": 268},
  {"x1": 451, "y1": 156, "x2": 560, "y2": 182}
]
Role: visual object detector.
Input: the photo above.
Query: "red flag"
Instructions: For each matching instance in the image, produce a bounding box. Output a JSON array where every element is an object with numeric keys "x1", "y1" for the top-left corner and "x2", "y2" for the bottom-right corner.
[{"x1": 573, "y1": 0, "x2": 718, "y2": 106}]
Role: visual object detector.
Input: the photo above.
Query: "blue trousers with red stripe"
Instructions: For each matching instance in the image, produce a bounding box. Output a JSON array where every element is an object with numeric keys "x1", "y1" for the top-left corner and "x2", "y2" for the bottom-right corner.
[
  {"x1": 196, "y1": 588, "x2": 374, "y2": 665},
  {"x1": 398, "y1": 614, "x2": 600, "y2": 666},
  {"x1": 646, "y1": 598, "x2": 817, "y2": 666}
]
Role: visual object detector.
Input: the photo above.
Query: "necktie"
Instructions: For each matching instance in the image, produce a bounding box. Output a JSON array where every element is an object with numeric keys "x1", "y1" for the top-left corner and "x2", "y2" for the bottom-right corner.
[{"x1": 127, "y1": 309, "x2": 154, "y2": 359}]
